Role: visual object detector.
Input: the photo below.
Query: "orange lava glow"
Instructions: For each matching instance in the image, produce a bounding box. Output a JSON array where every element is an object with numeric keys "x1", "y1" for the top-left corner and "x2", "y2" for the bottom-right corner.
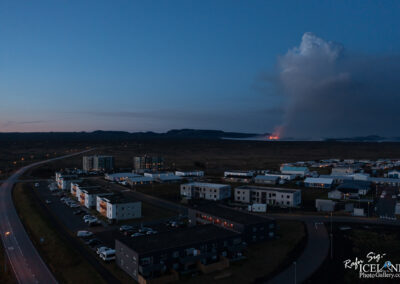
[
  {"x1": 268, "y1": 126, "x2": 284, "y2": 140},
  {"x1": 268, "y1": 135, "x2": 280, "y2": 140}
]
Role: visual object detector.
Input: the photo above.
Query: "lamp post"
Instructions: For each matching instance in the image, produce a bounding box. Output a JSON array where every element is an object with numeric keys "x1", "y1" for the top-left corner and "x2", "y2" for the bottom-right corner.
[
  {"x1": 330, "y1": 211, "x2": 333, "y2": 260},
  {"x1": 293, "y1": 261, "x2": 297, "y2": 284}
]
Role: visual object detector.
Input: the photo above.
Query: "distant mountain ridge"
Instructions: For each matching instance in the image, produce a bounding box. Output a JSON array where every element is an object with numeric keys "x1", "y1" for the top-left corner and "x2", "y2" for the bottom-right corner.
[{"x1": 0, "y1": 129, "x2": 260, "y2": 142}]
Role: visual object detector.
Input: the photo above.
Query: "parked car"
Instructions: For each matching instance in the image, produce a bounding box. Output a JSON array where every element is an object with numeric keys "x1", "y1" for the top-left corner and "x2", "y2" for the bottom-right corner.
[
  {"x1": 83, "y1": 215, "x2": 94, "y2": 221},
  {"x1": 138, "y1": 227, "x2": 152, "y2": 233},
  {"x1": 73, "y1": 209, "x2": 83, "y2": 215},
  {"x1": 88, "y1": 219, "x2": 101, "y2": 226},
  {"x1": 131, "y1": 232, "x2": 144, "y2": 238},
  {"x1": 85, "y1": 238, "x2": 102, "y2": 247},
  {"x1": 100, "y1": 249, "x2": 115, "y2": 261},
  {"x1": 96, "y1": 246, "x2": 110, "y2": 255},
  {"x1": 119, "y1": 225, "x2": 133, "y2": 232},
  {"x1": 146, "y1": 230, "x2": 158, "y2": 235},
  {"x1": 76, "y1": 231, "x2": 93, "y2": 238},
  {"x1": 45, "y1": 200, "x2": 52, "y2": 204}
]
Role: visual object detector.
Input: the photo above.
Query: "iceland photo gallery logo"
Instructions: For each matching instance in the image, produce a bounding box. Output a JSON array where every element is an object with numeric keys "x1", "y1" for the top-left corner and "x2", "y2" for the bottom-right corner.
[{"x1": 344, "y1": 252, "x2": 400, "y2": 279}]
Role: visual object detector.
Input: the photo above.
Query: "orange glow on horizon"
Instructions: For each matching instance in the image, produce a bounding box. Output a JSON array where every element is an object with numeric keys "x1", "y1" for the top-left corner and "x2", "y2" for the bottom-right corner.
[{"x1": 268, "y1": 126, "x2": 283, "y2": 140}]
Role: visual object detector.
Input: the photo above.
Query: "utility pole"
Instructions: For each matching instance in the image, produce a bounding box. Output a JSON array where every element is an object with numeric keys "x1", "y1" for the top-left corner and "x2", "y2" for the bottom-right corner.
[
  {"x1": 293, "y1": 261, "x2": 297, "y2": 284},
  {"x1": 330, "y1": 211, "x2": 333, "y2": 259}
]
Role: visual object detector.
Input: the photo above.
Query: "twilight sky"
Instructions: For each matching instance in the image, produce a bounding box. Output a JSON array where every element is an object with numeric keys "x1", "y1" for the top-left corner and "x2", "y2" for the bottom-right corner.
[{"x1": 1, "y1": 1, "x2": 400, "y2": 137}]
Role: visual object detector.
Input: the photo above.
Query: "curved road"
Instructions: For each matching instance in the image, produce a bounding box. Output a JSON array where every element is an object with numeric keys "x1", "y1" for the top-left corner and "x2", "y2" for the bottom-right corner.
[{"x1": 0, "y1": 149, "x2": 93, "y2": 284}]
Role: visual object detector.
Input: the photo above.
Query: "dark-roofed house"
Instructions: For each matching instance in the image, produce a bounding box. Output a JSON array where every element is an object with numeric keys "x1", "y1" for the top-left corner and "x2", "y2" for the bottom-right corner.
[
  {"x1": 115, "y1": 224, "x2": 244, "y2": 282},
  {"x1": 188, "y1": 203, "x2": 275, "y2": 243},
  {"x1": 337, "y1": 180, "x2": 371, "y2": 195}
]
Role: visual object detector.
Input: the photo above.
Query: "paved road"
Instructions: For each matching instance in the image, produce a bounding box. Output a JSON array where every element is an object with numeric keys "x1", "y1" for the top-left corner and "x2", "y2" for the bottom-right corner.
[
  {"x1": 0, "y1": 149, "x2": 93, "y2": 284},
  {"x1": 268, "y1": 220, "x2": 329, "y2": 284}
]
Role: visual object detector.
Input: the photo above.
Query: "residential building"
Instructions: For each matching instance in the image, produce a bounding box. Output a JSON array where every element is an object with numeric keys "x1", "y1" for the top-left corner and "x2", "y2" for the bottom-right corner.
[
  {"x1": 280, "y1": 165, "x2": 309, "y2": 177},
  {"x1": 188, "y1": 203, "x2": 276, "y2": 243},
  {"x1": 369, "y1": 177, "x2": 400, "y2": 187},
  {"x1": 97, "y1": 195, "x2": 141, "y2": 221},
  {"x1": 83, "y1": 155, "x2": 114, "y2": 172},
  {"x1": 79, "y1": 188, "x2": 113, "y2": 208},
  {"x1": 70, "y1": 181, "x2": 99, "y2": 198},
  {"x1": 337, "y1": 180, "x2": 371, "y2": 195},
  {"x1": 315, "y1": 199, "x2": 336, "y2": 212},
  {"x1": 388, "y1": 170, "x2": 400, "y2": 179},
  {"x1": 264, "y1": 173, "x2": 296, "y2": 181},
  {"x1": 105, "y1": 172, "x2": 140, "y2": 182},
  {"x1": 234, "y1": 186, "x2": 301, "y2": 207},
  {"x1": 126, "y1": 176, "x2": 154, "y2": 186},
  {"x1": 352, "y1": 173, "x2": 370, "y2": 181},
  {"x1": 115, "y1": 224, "x2": 243, "y2": 282},
  {"x1": 55, "y1": 172, "x2": 81, "y2": 190},
  {"x1": 133, "y1": 155, "x2": 164, "y2": 171},
  {"x1": 175, "y1": 170, "x2": 204, "y2": 177},
  {"x1": 180, "y1": 182, "x2": 231, "y2": 200},
  {"x1": 223, "y1": 171, "x2": 255, "y2": 183},
  {"x1": 320, "y1": 174, "x2": 354, "y2": 184},
  {"x1": 144, "y1": 172, "x2": 182, "y2": 183},
  {"x1": 254, "y1": 175, "x2": 279, "y2": 185},
  {"x1": 304, "y1": 177, "x2": 334, "y2": 189},
  {"x1": 331, "y1": 167, "x2": 355, "y2": 175}
]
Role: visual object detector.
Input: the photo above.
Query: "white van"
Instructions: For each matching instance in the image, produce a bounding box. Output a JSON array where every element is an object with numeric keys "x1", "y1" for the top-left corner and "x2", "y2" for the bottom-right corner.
[{"x1": 100, "y1": 249, "x2": 115, "y2": 261}]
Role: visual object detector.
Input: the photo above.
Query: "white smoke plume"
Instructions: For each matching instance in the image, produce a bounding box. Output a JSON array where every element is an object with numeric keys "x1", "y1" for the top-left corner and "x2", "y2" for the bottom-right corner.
[{"x1": 273, "y1": 32, "x2": 400, "y2": 139}]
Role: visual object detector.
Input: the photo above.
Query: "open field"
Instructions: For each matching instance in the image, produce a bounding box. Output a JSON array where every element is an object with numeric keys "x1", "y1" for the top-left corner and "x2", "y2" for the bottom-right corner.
[
  {"x1": 3, "y1": 136, "x2": 400, "y2": 179},
  {"x1": 13, "y1": 183, "x2": 105, "y2": 284},
  {"x1": 182, "y1": 220, "x2": 306, "y2": 284}
]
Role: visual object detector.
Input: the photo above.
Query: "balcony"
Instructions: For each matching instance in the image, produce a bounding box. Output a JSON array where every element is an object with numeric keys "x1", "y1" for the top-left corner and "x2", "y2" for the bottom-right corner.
[{"x1": 196, "y1": 256, "x2": 230, "y2": 274}]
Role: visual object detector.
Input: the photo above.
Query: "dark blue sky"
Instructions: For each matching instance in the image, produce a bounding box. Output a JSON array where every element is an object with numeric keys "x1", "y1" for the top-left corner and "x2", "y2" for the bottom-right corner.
[{"x1": 1, "y1": 1, "x2": 399, "y2": 133}]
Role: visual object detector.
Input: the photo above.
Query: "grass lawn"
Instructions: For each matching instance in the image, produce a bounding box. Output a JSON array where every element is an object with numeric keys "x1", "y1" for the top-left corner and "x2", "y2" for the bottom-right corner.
[
  {"x1": 0, "y1": 244, "x2": 16, "y2": 283},
  {"x1": 182, "y1": 220, "x2": 306, "y2": 283},
  {"x1": 13, "y1": 183, "x2": 106, "y2": 284},
  {"x1": 309, "y1": 224, "x2": 400, "y2": 283}
]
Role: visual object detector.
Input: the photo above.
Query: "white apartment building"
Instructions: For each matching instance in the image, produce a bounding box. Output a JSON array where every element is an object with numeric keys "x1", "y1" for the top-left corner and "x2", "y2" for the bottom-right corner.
[
  {"x1": 264, "y1": 173, "x2": 296, "y2": 181},
  {"x1": 234, "y1": 186, "x2": 301, "y2": 207},
  {"x1": 96, "y1": 195, "x2": 141, "y2": 221},
  {"x1": 79, "y1": 188, "x2": 113, "y2": 208},
  {"x1": 175, "y1": 170, "x2": 204, "y2": 177},
  {"x1": 56, "y1": 172, "x2": 81, "y2": 190},
  {"x1": 180, "y1": 182, "x2": 231, "y2": 201}
]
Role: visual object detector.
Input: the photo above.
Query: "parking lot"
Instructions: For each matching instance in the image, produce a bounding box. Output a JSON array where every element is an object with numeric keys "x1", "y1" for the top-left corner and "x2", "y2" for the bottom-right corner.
[{"x1": 32, "y1": 181, "x2": 187, "y2": 266}]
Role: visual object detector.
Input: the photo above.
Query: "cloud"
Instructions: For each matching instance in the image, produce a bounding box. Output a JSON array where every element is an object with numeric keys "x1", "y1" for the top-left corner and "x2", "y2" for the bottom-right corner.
[{"x1": 271, "y1": 32, "x2": 400, "y2": 139}]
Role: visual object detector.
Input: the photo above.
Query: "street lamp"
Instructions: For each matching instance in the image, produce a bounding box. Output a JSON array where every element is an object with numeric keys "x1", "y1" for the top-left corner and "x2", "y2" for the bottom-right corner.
[{"x1": 293, "y1": 261, "x2": 297, "y2": 284}]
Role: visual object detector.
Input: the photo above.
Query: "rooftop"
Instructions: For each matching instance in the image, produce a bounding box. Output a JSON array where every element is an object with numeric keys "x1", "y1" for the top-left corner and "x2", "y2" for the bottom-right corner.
[
  {"x1": 236, "y1": 185, "x2": 300, "y2": 194},
  {"x1": 183, "y1": 182, "x2": 230, "y2": 189},
  {"x1": 81, "y1": 187, "x2": 111, "y2": 194},
  {"x1": 117, "y1": 224, "x2": 239, "y2": 255},
  {"x1": 254, "y1": 175, "x2": 279, "y2": 180},
  {"x1": 304, "y1": 177, "x2": 334, "y2": 184},
  {"x1": 106, "y1": 172, "x2": 140, "y2": 178},
  {"x1": 281, "y1": 166, "x2": 308, "y2": 172},
  {"x1": 100, "y1": 194, "x2": 139, "y2": 204},
  {"x1": 190, "y1": 202, "x2": 274, "y2": 225}
]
